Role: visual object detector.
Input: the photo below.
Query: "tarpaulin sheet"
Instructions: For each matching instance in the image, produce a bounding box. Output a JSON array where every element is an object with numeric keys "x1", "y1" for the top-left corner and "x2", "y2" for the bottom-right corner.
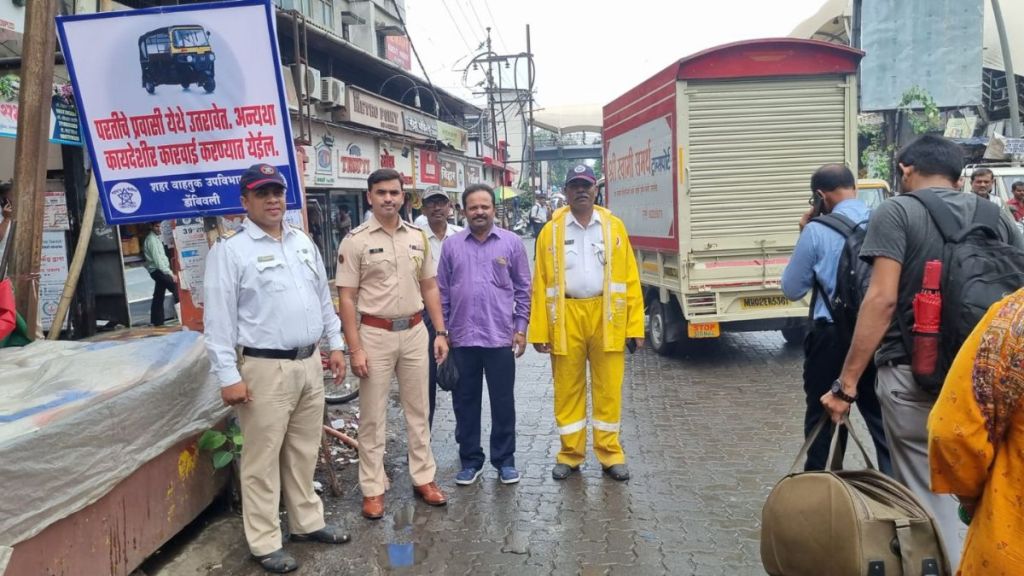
[{"x1": 0, "y1": 331, "x2": 227, "y2": 565}]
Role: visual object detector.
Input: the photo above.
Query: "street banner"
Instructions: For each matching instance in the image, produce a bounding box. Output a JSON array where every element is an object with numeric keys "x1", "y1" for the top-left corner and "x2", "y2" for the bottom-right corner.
[
  {"x1": 56, "y1": 0, "x2": 300, "y2": 225},
  {"x1": 0, "y1": 76, "x2": 83, "y2": 146}
]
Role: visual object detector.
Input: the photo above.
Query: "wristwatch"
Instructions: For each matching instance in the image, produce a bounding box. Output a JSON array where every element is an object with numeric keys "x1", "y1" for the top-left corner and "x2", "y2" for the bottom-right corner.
[
  {"x1": 830, "y1": 379, "x2": 858, "y2": 403},
  {"x1": 436, "y1": 330, "x2": 449, "y2": 337}
]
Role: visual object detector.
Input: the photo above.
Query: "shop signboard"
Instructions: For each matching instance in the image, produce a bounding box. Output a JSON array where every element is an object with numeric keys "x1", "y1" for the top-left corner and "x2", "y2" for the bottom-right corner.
[
  {"x1": 439, "y1": 157, "x2": 459, "y2": 191},
  {"x1": 337, "y1": 132, "x2": 376, "y2": 187},
  {"x1": 56, "y1": 0, "x2": 301, "y2": 225},
  {"x1": 437, "y1": 120, "x2": 468, "y2": 152},
  {"x1": 417, "y1": 148, "x2": 440, "y2": 186},
  {"x1": 342, "y1": 86, "x2": 404, "y2": 134},
  {"x1": 378, "y1": 139, "x2": 414, "y2": 186},
  {"x1": 385, "y1": 35, "x2": 411, "y2": 71},
  {"x1": 466, "y1": 163, "x2": 482, "y2": 185},
  {"x1": 404, "y1": 109, "x2": 437, "y2": 139}
]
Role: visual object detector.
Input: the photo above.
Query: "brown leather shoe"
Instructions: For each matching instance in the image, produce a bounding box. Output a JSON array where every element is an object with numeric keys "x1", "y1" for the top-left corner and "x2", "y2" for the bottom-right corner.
[
  {"x1": 362, "y1": 495, "x2": 384, "y2": 519},
  {"x1": 412, "y1": 481, "x2": 448, "y2": 506}
]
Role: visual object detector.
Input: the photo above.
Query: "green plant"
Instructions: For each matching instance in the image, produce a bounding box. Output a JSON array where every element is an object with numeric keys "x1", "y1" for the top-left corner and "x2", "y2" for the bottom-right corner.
[
  {"x1": 0, "y1": 75, "x2": 19, "y2": 101},
  {"x1": 898, "y1": 86, "x2": 943, "y2": 135},
  {"x1": 198, "y1": 423, "x2": 243, "y2": 469},
  {"x1": 859, "y1": 123, "x2": 893, "y2": 181}
]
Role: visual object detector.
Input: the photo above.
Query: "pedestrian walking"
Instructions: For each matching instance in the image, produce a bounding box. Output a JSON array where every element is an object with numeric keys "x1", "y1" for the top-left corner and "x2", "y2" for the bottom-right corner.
[
  {"x1": 336, "y1": 168, "x2": 449, "y2": 520},
  {"x1": 780, "y1": 164, "x2": 890, "y2": 473},
  {"x1": 929, "y1": 288, "x2": 1024, "y2": 576},
  {"x1": 529, "y1": 193, "x2": 549, "y2": 238},
  {"x1": 437, "y1": 183, "x2": 531, "y2": 485},
  {"x1": 143, "y1": 221, "x2": 179, "y2": 326},
  {"x1": 822, "y1": 136, "x2": 1024, "y2": 567},
  {"x1": 203, "y1": 163, "x2": 350, "y2": 574},
  {"x1": 528, "y1": 163, "x2": 644, "y2": 482},
  {"x1": 419, "y1": 186, "x2": 462, "y2": 428}
]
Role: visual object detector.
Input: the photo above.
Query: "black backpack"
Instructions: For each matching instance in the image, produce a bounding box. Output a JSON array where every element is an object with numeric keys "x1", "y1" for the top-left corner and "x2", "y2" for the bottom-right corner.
[
  {"x1": 901, "y1": 190, "x2": 1024, "y2": 392},
  {"x1": 811, "y1": 212, "x2": 872, "y2": 339}
]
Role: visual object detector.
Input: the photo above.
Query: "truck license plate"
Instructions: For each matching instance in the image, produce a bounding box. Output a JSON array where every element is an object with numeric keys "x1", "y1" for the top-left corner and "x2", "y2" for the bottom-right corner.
[
  {"x1": 741, "y1": 296, "x2": 790, "y2": 310},
  {"x1": 687, "y1": 322, "x2": 720, "y2": 339}
]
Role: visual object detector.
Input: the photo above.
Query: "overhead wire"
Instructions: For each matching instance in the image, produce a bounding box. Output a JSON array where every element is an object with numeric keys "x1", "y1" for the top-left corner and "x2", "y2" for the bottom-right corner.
[
  {"x1": 390, "y1": 0, "x2": 481, "y2": 132},
  {"x1": 449, "y1": 0, "x2": 484, "y2": 47},
  {"x1": 438, "y1": 0, "x2": 474, "y2": 53},
  {"x1": 480, "y1": 0, "x2": 509, "y2": 52}
]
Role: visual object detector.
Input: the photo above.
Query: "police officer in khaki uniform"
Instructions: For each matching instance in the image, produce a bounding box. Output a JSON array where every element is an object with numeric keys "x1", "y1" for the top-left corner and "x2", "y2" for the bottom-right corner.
[
  {"x1": 336, "y1": 168, "x2": 450, "y2": 520},
  {"x1": 204, "y1": 164, "x2": 350, "y2": 574}
]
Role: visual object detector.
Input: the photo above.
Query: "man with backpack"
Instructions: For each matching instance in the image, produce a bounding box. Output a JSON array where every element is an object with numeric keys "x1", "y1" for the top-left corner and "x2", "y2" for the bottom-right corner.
[
  {"x1": 822, "y1": 135, "x2": 1024, "y2": 566},
  {"x1": 782, "y1": 164, "x2": 890, "y2": 473}
]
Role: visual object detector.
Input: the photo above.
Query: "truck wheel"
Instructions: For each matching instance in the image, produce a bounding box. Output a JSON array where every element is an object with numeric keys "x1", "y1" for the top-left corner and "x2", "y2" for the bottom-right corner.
[
  {"x1": 203, "y1": 79, "x2": 216, "y2": 93},
  {"x1": 647, "y1": 300, "x2": 677, "y2": 357},
  {"x1": 144, "y1": 81, "x2": 155, "y2": 94},
  {"x1": 781, "y1": 325, "x2": 807, "y2": 345}
]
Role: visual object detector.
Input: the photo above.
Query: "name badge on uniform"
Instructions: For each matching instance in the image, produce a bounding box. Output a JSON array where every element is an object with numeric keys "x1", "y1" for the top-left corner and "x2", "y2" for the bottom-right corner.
[
  {"x1": 409, "y1": 244, "x2": 424, "y2": 252},
  {"x1": 564, "y1": 239, "x2": 575, "y2": 246},
  {"x1": 257, "y1": 255, "x2": 275, "y2": 262},
  {"x1": 369, "y1": 248, "x2": 384, "y2": 254}
]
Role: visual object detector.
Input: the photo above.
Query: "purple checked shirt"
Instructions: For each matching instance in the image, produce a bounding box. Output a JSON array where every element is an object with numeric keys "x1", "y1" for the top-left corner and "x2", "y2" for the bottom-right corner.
[{"x1": 437, "y1": 226, "x2": 532, "y2": 348}]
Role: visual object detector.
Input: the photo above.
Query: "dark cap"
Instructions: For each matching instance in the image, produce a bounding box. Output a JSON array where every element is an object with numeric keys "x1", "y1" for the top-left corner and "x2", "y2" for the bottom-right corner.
[
  {"x1": 565, "y1": 163, "x2": 596, "y2": 185},
  {"x1": 421, "y1": 186, "x2": 448, "y2": 202},
  {"x1": 240, "y1": 163, "x2": 287, "y2": 192}
]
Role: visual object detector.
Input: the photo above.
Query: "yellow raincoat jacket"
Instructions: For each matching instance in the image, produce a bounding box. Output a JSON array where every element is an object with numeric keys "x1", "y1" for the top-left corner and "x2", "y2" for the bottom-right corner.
[{"x1": 527, "y1": 205, "x2": 644, "y2": 354}]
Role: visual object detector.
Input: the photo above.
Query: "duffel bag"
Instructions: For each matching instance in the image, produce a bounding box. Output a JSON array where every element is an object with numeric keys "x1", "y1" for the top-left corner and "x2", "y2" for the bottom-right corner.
[{"x1": 761, "y1": 416, "x2": 950, "y2": 576}]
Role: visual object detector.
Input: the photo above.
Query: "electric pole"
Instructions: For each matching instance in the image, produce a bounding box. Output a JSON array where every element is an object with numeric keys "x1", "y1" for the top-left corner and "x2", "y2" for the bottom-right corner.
[
  {"x1": 527, "y1": 24, "x2": 536, "y2": 193},
  {"x1": 486, "y1": 27, "x2": 498, "y2": 154},
  {"x1": 10, "y1": 0, "x2": 58, "y2": 338},
  {"x1": 992, "y1": 0, "x2": 1020, "y2": 138}
]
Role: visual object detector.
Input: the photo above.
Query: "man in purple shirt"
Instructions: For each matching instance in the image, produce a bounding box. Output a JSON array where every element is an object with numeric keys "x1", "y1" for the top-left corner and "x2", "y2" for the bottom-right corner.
[{"x1": 437, "y1": 183, "x2": 532, "y2": 485}]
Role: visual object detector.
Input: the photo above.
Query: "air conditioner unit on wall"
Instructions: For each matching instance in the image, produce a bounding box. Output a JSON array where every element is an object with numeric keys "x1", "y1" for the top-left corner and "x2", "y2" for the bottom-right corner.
[
  {"x1": 320, "y1": 77, "x2": 346, "y2": 108},
  {"x1": 305, "y1": 66, "x2": 321, "y2": 102},
  {"x1": 290, "y1": 63, "x2": 322, "y2": 102}
]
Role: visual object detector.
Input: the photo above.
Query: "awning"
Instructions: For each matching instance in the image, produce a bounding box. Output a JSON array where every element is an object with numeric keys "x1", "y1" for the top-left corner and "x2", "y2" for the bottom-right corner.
[{"x1": 496, "y1": 186, "x2": 524, "y2": 201}]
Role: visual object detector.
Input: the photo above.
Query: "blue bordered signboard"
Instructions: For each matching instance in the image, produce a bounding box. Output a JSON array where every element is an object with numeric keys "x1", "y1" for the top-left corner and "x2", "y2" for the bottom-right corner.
[{"x1": 56, "y1": 0, "x2": 300, "y2": 225}]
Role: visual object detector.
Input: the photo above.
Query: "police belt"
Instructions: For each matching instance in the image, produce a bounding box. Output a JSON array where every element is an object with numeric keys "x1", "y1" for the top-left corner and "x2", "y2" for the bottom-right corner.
[
  {"x1": 242, "y1": 344, "x2": 317, "y2": 360},
  {"x1": 361, "y1": 312, "x2": 423, "y2": 331}
]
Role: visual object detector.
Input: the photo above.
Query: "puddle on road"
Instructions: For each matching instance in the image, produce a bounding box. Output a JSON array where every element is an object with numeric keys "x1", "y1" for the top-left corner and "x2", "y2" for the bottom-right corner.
[
  {"x1": 378, "y1": 502, "x2": 428, "y2": 569},
  {"x1": 377, "y1": 543, "x2": 428, "y2": 568}
]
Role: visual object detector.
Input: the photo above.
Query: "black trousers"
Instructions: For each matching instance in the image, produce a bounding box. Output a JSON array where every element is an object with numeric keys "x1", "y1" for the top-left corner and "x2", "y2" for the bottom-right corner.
[
  {"x1": 531, "y1": 221, "x2": 544, "y2": 238},
  {"x1": 149, "y1": 269, "x2": 179, "y2": 326},
  {"x1": 802, "y1": 320, "x2": 892, "y2": 474},
  {"x1": 452, "y1": 346, "x2": 516, "y2": 470}
]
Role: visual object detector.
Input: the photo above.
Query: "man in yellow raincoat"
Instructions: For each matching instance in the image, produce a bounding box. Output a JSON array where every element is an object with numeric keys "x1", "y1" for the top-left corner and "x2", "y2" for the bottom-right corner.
[{"x1": 528, "y1": 164, "x2": 644, "y2": 481}]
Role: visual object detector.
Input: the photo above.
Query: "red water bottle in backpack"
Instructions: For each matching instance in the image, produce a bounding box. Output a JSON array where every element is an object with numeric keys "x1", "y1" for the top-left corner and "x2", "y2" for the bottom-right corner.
[{"x1": 911, "y1": 260, "x2": 942, "y2": 380}]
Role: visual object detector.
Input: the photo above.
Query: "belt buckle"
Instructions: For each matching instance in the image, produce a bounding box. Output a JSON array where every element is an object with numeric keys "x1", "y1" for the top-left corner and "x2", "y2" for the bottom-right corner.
[
  {"x1": 391, "y1": 317, "x2": 410, "y2": 331},
  {"x1": 297, "y1": 344, "x2": 315, "y2": 358}
]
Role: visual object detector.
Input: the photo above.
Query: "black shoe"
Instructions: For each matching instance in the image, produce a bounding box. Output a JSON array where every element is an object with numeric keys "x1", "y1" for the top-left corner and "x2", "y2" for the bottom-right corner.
[
  {"x1": 252, "y1": 549, "x2": 299, "y2": 573},
  {"x1": 603, "y1": 463, "x2": 630, "y2": 481},
  {"x1": 290, "y1": 524, "x2": 351, "y2": 544},
  {"x1": 551, "y1": 463, "x2": 580, "y2": 480}
]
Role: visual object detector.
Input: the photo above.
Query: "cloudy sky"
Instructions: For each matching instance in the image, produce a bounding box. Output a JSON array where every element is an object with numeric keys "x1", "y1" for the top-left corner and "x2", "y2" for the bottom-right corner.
[{"x1": 405, "y1": 0, "x2": 831, "y2": 109}]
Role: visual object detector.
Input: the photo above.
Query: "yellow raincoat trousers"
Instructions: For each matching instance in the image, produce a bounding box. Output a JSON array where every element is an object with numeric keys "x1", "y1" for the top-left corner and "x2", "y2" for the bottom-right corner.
[{"x1": 527, "y1": 205, "x2": 644, "y2": 467}]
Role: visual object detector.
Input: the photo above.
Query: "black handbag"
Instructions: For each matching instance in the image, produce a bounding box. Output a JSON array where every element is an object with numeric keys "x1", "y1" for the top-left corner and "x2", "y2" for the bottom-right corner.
[{"x1": 436, "y1": 356, "x2": 459, "y2": 392}]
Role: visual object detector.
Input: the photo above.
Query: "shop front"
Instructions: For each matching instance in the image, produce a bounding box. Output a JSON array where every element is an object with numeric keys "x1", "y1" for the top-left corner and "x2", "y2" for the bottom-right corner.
[{"x1": 300, "y1": 124, "x2": 378, "y2": 279}]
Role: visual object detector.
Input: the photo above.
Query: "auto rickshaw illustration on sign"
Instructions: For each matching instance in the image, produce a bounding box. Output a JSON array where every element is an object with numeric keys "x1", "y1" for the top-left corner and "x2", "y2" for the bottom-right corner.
[{"x1": 138, "y1": 25, "x2": 216, "y2": 94}]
